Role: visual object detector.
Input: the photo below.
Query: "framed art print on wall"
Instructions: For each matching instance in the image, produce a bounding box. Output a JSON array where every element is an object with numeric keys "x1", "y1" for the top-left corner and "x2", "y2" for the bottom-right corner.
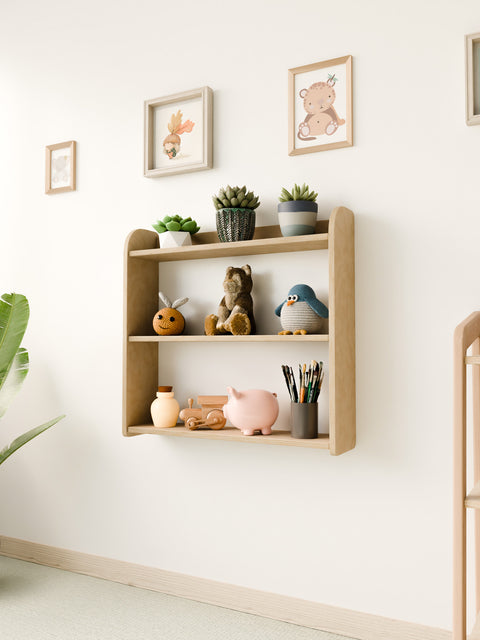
[
  {"x1": 45, "y1": 140, "x2": 76, "y2": 194},
  {"x1": 466, "y1": 32, "x2": 480, "y2": 126},
  {"x1": 288, "y1": 56, "x2": 352, "y2": 155},
  {"x1": 144, "y1": 86, "x2": 213, "y2": 178}
]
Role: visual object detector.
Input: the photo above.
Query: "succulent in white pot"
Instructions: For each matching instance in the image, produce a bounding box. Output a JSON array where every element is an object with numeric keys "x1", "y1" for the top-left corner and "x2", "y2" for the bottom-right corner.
[
  {"x1": 152, "y1": 215, "x2": 200, "y2": 248},
  {"x1": 277, "y1": 184, "x2": 318, "y2": 237}
]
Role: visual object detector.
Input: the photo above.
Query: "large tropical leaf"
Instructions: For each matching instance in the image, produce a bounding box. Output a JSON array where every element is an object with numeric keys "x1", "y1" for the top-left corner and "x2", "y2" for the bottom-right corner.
[
  {"x1": 0, "y1": 294, "x2": 30, "y2": 394},
  {"x1": 0, "y1": 415, "x2": 65, "y2": 466},
  {"x1": 0, "y1": 347, "x2": 29, "y2": 418}
]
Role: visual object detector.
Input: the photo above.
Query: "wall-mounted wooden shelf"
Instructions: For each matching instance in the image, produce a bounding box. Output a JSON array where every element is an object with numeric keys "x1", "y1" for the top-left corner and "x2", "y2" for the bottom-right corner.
[{"x1": 123, "y1": 207, "x2": 355, "y2": 455}]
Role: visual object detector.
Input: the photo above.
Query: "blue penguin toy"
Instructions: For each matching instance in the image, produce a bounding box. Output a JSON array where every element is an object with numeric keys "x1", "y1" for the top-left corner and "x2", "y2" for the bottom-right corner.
[{"x1": 275, "y1": 284, "x2": 328, "y2": 335}]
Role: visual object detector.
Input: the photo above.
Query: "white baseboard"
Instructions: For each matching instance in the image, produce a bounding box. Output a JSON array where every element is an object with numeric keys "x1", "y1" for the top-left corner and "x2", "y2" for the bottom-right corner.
[{"x1": 0, "y1": 535, "x2": 449, "y2": 640}]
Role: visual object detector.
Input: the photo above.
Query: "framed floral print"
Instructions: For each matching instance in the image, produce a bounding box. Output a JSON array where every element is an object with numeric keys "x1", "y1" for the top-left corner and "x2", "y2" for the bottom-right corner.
[{"x1": 144, "y1": 86, "x2": 213, "y2": 178}]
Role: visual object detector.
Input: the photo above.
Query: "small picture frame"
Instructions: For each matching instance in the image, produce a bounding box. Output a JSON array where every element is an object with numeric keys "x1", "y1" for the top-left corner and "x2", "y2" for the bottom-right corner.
[
  {"x1": 466, "y1": 32, "x2": 480, "y2": 126},
  {"x1": 45, "y1": 140, "x2": 76, "y2": 194},
  {"x1": 288, "y1": 56, "x2": 352, "y2": 155},
  {"x1": 144, "y1": 86, "x2": 213, "y2": 178}
]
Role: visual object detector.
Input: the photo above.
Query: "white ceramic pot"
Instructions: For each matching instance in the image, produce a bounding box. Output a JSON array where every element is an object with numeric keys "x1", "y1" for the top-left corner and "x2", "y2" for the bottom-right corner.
[{"x1": 159, "y1": 231, "x2": 192, "y2": 248}]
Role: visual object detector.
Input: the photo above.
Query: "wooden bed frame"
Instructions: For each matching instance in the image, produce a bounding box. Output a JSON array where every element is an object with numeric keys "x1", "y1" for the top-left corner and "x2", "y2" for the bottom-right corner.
[{"x1": 453, "y1": 312, "x2": 480, "y2": 639}]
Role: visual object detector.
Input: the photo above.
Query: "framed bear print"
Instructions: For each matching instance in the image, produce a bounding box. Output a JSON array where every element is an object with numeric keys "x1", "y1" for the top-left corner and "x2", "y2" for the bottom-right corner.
[{"x1": 288, "y1": 56, "x2": 352, "y2": 155}]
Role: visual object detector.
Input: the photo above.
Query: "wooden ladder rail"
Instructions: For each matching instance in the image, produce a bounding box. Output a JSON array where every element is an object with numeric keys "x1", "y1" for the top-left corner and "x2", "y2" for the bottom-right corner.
[{"x1": 453, "y1": 311, "x2": 480, "y2": 640}]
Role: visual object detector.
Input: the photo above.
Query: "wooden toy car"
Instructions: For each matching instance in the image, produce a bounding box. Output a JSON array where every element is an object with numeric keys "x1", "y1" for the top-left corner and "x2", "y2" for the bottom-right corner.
[{"x1": 179, "y1": 395, "x2": 228, "y2": 430}]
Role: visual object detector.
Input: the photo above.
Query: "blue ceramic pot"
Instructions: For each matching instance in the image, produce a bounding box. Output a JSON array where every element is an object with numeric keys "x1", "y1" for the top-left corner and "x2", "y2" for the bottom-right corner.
[{"x1": 278, "y1": 201, "x2": 318, "y2": 237}]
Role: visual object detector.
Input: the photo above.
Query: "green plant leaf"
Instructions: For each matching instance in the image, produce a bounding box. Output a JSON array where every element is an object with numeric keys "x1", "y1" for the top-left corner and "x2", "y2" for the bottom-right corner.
[
  {"x1": 0, "y1": 415, "x2": 65, "y2": 466},
  {"x1": 0, "y1": 294, "x2": 29, "y2": 410},
  {"x1": 0, "y1": 347, "x2": 29, "y2": 418}
]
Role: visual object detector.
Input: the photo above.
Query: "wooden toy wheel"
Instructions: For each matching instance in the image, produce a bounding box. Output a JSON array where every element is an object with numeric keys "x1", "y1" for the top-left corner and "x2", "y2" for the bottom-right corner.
[
  {"x1": 207, "y1": 410, "x2": 226, "y2": 430},
  {"x1": 187, "y1": 417, "x2": 199, "y2": 430}
]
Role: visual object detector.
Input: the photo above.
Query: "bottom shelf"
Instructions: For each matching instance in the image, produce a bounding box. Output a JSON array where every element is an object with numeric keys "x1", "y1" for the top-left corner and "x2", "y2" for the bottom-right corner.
[{"x1": 127, "y1": 425, "x2": 330, "y2": 449}]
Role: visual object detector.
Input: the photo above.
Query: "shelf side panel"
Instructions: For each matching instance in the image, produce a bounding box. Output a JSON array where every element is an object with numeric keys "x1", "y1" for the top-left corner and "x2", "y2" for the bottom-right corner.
[
  {"x1": 123, "y1": 229, "x2": 159, "y2": 435},
  {"x1": 328, "y1": 207, "x2": 356, "y2": 455}
]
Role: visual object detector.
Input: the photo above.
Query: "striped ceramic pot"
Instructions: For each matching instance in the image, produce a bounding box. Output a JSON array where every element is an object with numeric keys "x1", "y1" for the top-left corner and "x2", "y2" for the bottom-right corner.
[{"x1": 278, "y1": 201, "x2": 318, "y2": 237}]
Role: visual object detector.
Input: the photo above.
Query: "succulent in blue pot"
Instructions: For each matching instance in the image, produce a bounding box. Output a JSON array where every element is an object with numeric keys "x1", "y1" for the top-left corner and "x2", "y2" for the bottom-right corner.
[{"x1": 278, "y1": 184, "x2": 318, "y2": 237}]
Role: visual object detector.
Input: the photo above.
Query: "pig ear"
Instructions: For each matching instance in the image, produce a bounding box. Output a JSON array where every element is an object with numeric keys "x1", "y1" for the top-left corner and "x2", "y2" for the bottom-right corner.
[
  {"x1": 272, "y1": 392, "x2": 277, "y2": 398},
  {"x1": 227, "y1": 387, "x2": 239, "y2": 399}
]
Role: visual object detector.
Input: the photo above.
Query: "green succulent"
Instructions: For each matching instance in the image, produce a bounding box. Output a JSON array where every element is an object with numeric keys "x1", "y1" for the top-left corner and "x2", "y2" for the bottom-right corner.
[
  {"x1": 152, "y1": 215, "x2": 200, "y2": 235},
  {"x1": 212, "y1": 185, "x2": 260, "y2": 211},
  {"x1": 279, "y1": 183, "x2": 318, "y2": 202}
]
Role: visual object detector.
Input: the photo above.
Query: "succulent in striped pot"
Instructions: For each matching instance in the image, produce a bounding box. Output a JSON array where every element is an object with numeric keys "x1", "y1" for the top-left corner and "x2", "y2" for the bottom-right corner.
[
  {"x1": 277, "y1": 183, "x2": 319, "y2": 237},
  {"x1": 212, "y1": 185, "x2": 260, "y2": 242}
]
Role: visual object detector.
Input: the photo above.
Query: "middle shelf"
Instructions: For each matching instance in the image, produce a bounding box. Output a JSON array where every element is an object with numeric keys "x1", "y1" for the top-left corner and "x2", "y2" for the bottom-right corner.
[{"x1": 129, "y1": 334, "x2": 329, "y2": 343}]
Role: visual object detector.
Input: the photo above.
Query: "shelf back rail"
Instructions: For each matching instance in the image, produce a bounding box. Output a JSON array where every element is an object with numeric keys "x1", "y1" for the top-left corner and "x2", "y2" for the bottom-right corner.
[{"x1": 453, "y1": 311, "x2": 480, "y2": 639}]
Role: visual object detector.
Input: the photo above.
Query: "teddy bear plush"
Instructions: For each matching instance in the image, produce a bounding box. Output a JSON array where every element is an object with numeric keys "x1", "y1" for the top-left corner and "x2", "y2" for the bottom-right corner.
[{"x1": 205, "y1": 265, "x2": 255, "y2": 336}]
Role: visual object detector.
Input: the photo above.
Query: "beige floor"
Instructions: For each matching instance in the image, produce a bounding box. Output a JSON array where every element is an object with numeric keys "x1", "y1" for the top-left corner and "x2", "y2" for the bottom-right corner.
[{"x1": 0, "y1": 555, "x2": 353, "y2": 640}]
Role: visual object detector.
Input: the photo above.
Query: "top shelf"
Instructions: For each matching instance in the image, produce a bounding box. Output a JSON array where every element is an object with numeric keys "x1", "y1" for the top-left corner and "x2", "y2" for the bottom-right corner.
[{"x1": 129, "y1": 221, "x2": 329, "y2": 263}]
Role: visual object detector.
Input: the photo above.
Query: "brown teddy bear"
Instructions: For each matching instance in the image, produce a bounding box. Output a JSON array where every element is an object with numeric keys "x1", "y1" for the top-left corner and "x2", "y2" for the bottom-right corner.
[{"x1": 205, "y1": 265, "x2": 255, "y2": 336}]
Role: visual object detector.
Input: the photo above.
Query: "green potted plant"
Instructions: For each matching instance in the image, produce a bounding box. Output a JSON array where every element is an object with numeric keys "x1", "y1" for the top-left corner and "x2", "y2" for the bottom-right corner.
[
  {"x1": 278, "y1": 183, "x2": 318, "y2": 237},
  {"x1": 212, "y1": 185, "x2": 260, "y2": 242},
  {"x1": 0, "y1": 293, "x2": 64, "y2": 466},
  {"x1": 152, "y1": 215, "x2": 200, "y2": 248}
]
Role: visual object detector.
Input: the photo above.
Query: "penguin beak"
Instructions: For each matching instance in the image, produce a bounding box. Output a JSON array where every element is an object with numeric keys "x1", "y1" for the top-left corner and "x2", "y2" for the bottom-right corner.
[{"x1": 287, "y1": 300, "x2": 295, "y2": 306}]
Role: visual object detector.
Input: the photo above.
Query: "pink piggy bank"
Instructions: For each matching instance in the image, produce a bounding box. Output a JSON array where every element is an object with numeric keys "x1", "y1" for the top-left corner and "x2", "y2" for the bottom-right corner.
[{"x1": 224, "y1": 387, "x2": 279, "y2": 436}]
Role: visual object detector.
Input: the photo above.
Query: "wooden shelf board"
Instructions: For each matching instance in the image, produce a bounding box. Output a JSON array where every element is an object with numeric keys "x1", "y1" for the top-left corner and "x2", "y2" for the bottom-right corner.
[
  {"x1": 127, "y1": 425, "x2": 330, "y2": 448},
  {"x1": 129, "y1": 334, "x2": 329, "y2": 343},
  {"x1": 465, "y1": 482, "x2": 480, "y2": 509},
  {"x1": 129, "y1": 232, "x2": 328, "y2": 262}
]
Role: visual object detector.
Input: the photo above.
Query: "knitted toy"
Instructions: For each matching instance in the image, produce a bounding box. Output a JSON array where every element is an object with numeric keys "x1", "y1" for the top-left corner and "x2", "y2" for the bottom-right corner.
[
  {"x1": 153, "y1": 292, "x2": 189, "y2": 336},
  {"x1": 275, "y1": 284, "x2": 328, "y2": 335},
  {"x1": 205, "y1": 265, "x2": 255, "y2": 336}
]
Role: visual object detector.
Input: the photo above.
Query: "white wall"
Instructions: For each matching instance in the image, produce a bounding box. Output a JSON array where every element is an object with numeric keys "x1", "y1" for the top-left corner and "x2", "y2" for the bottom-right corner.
[{"x1": 1, "y1": 0, "x2": 479, "y2": 630}]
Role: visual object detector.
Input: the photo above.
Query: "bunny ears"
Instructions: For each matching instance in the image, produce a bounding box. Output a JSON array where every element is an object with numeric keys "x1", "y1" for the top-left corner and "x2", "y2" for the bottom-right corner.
[{"x1": 158, "y1": 292, "x2": 189, "y2": 309}]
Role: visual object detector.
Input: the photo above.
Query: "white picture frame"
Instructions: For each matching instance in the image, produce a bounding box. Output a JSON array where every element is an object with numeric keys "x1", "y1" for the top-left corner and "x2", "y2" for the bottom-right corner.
[{"x1": 144, "y1": 86, "x2": 213, "y2": 178}]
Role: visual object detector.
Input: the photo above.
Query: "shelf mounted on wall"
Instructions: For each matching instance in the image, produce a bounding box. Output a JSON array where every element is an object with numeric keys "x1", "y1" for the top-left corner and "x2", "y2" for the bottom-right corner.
[{"x1": 122, "y1": 207, "x2": 355, "y2": 455}]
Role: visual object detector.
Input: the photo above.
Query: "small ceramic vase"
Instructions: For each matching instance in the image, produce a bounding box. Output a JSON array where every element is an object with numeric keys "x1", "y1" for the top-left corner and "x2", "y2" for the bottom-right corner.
[{"x1": 150, "y1": 386, "x2": 180, "y2": 428}]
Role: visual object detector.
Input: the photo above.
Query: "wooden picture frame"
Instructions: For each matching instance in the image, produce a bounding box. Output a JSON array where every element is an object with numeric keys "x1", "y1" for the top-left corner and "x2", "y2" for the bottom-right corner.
[
  {"x1": 288, "y1": 56, "x2": 352, "y2": 156},
  {"x1": 466, "y1": 32, "x2": 480, "y2": 126},
  {"x1": 45, "y1": 140, "x2": 76, "y2": 194},
  {"x1": 144, "y1": 86, "x2": 213, "y2": 178}
]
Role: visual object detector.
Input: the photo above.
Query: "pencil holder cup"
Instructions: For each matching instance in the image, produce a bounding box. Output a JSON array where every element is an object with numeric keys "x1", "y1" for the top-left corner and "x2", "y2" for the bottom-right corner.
[{"x1": 290, "y1": 402, "x2": 318, "y2": 439}]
